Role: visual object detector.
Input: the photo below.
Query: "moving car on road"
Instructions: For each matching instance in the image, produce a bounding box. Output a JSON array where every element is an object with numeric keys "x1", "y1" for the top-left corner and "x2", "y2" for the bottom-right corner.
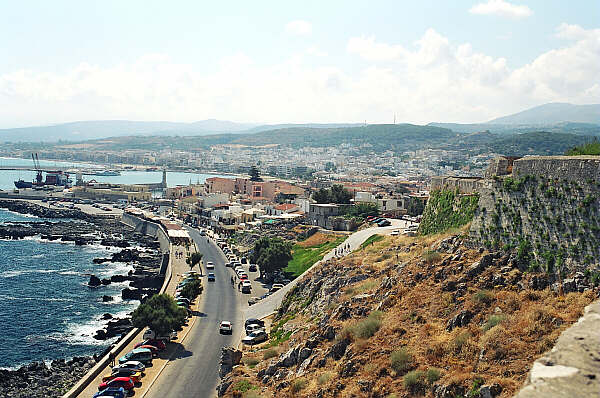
[
  {"x1": 207, "y1": 272, "x2": 216, "y2": 281},
  {"x1": 219, "y1": 321, "x2": 232, "y2": 334},
  {"x1": 206, "y1": 261, "x2": 214, "y2": 270}
]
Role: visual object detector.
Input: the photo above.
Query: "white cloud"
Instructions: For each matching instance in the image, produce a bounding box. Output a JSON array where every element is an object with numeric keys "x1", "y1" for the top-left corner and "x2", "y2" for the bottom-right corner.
[
  {"x1": 0, "y1": 24, "x2": 598, "y2": 126},
  {"x1": 285, "y1": 20, "x2": 312, "y2": 36},
  {"x1": 469, "y1": 0, "x2": 532, "y2": 19},
  {"x1": 347, "y1": 36, "x2": 407, "y2": 62}
]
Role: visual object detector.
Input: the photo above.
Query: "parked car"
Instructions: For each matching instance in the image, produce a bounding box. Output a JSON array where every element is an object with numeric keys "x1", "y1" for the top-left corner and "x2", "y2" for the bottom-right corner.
[
  {"x1": 248, "y1": 264, "x2": 257, "y2": 272},
  {"x1": 112, "y1": 361, "x2": 145, "y2": 373},
  {"x1": 241, "y1": 257, "x2": 248, "y2": 265},
  {"x1": 270, "y1": 283, "x2": 284, "y2": 292},
  {"x1": 199, "y1": 229, "x2": 206, "y2": 236},
  {"x1": 136, "y1": 344, "x2": 159, "y2": 357},
  {"x1": 239, "y1": 273, "x2": 249, "y2": 281},
  {"x1": 241, "y1": 281, "x2": 252, "y2": 293},
  {"x1": 118, "y1": 348, "x2": 153, "y2": 365},
  {"x1": 135, "y1": 339, "x2": 166, "y2": 351},
  {"x1": 97, "y1": 377, "x2": 134, "y2": 394},
  {"x1": 248, "y1": 297, "x2": 260, "y2": 306},
  {"x1": 242, "y1": 330, "x2": 268, "y2": 345},
  {"x1": 390, "y1": 229, "x2": 400, "y2": 236},
  {"x1": 102, "y1": 368, "x2": 142, "y2": 383},
  {"x1": 207, "y1": 272, "x2": 216, "y2": 282},
  {"x1": 219, "y1": 321, "x2": 232, "y2": 334},
  {"x1": 142, "y1": 329, "x2": 177, "y2": 341},
  {"x1": 377, "y1": 219, "x2": 391, "y2": 227},
  {"x1": 245, "y1": 323, "x2": 264, "y2": 335},
  {"x1": 93, "y1": 387, "x2": 126, "y2": 398},
  {"x1": 245, "y1": 318, "x2": 265, "y2": 329}
]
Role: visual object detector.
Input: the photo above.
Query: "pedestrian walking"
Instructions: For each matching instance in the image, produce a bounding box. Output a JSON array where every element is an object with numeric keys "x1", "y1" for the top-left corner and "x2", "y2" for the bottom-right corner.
[{"x1": 109, "y1": 351, "x2": 115, "y2": 367}]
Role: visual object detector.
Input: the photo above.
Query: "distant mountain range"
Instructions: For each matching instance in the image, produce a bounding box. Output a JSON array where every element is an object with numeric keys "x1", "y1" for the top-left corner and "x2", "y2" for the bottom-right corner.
[
  {"x1": 0, "y1": 102, "x2": 598, "y2": 143},
  {"x1": 487, "y1": 103, "x2": 600, "y2": 125}
]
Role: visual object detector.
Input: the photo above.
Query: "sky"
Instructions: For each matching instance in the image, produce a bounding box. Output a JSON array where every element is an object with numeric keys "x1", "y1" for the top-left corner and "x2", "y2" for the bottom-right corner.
[{"x1": 0, "y1": 0, "x2": 598, "y2": 128}]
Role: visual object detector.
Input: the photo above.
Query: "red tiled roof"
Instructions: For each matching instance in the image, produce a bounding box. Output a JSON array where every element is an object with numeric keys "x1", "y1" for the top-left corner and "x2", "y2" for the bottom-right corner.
[{"x1": 275, "y1": 203, "x2": 298, "y2": 211}]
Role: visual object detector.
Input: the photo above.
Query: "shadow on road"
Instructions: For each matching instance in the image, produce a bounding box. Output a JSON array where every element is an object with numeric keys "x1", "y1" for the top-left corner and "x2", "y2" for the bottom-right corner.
[{"x1": 170, "y1": 343, "x2": 194, "y2": 360}]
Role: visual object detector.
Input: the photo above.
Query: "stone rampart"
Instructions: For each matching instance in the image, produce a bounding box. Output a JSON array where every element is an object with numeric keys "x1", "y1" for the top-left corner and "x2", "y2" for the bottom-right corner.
[
  {"x1": 513, "y1": 156, "x2": 600, "y2": 182},
  {"x1": 430, "y1": 176, "x2": 485, "y2": 194}
]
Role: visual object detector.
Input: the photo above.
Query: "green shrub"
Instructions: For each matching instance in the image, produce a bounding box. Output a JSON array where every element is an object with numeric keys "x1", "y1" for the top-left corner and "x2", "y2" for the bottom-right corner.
[
  {"x1": 262, "y1": 348, "x2": 278, "y2": 360},
  {"x1": 233, "y1": 380, "x2": 257, "y2": 393},
  {"x1": 317, "y1": 372, "x2": 332, "y2": 385},
  {"x1": 403, "y1": 370, "x2": 426, "y2": 393},
  {"x1": 351, "y1": 311, "x2": 383, "y2": 339},
  {"x1": 291, "y1": 378, "x2": 308, "y2": 393},
  {"x1": 422, "y1": 250, "x2": 442, "y2": 264},
  {"x1": 426, "y1": 368, "x2": 442, "y2": 384},
  {"x1": 452, "y1": 331, "x2": 472, "y2": 353},
  {"x1": 390, "y1": 347, "x2": 413, "y2": 373},
  {"x1": 243, "y1": 357, "x2": 260, "y2": 368},
  {"x1": 482, "y1": 314, "x2": 506, "y2": 331},
  {"x1": 473, "y1": 289, "x2": 494, "y2": 305}
]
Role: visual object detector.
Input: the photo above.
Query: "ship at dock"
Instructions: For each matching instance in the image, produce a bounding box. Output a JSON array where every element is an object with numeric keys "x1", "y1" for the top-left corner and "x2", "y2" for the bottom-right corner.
[{"x1": 13, "y1": 153, "x2": 72, "y2": 189}]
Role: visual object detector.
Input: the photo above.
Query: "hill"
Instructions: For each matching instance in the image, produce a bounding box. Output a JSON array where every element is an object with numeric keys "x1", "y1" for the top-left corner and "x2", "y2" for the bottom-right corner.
[
  {"x1": 0, "y1": 119, "x2": 259, "y2": 142},
  {"x1": 69, "y1": 124, "x2": 459, "y2": 152},
  {"x1": 219, "y1": 230, "x2": 597, "y2": 398},
  {"x1": 487, "y1": 103, "x2": 600, "y2": 125},
  {"x1": 485, "y1": 131, "x2": 595, "y2": 156}
]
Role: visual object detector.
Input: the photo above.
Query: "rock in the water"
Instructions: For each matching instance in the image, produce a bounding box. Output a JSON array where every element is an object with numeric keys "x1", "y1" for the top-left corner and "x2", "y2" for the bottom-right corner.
[
  {"x1": 88, "y1": 275, "x2": 101, "y2": 287},
  {"x1": 102, "y1": 295, "x2": 114, "y2": 302}
]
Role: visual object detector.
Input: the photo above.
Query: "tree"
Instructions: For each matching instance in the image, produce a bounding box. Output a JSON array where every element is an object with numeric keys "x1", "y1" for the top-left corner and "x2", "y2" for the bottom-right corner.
[
  {"x1": 250, "y1": 237, "x2": 293, "y2": 278},
  {"x1": 312, "y1": 185, "x2": 352, "y2": 204},
  {"x1": 131, "y1": 294, "x2": 187, "y2": 335},
  {"x1": 180, "y1": 279, "x2": 203, "y2": 300},
  {"x1": 330, "y1": 184, "x2": 352, "y2": 204},
  {"x1": 186, "y1": 252, "x2": 203, "y2": 270},
  {"x1": 249, "y1": 165, "x2": 263, "y2": 182},
  {"x1": 312, "y1": 188, "x2": 331, "y2": 204}
]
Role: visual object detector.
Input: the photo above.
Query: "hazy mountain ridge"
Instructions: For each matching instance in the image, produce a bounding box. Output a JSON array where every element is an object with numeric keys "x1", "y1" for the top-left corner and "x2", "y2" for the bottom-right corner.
[
  {"x1": 2, "y1": 103, "x2": 598, "y2": 143},
  {"x1": 487, "y1": 103, "x2": 600, "y2": 125}
]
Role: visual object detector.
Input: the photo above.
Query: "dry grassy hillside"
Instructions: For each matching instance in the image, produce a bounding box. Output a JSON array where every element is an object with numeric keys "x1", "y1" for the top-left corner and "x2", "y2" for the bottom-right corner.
[{"x1": 222, "y1": 228, "x2": 596, "y2": 398}]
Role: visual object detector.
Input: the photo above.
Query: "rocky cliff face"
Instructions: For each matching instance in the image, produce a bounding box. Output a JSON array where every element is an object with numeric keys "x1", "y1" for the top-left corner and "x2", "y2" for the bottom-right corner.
[{"x1": 221, "y1": 232, "x2": 597, "y2": 398}]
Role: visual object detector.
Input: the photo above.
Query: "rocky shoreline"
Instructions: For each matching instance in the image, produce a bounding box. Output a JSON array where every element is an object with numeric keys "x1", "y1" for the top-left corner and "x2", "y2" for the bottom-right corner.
[{"x1": 0, "y1": 199, "x2": 164, "y2": 397}]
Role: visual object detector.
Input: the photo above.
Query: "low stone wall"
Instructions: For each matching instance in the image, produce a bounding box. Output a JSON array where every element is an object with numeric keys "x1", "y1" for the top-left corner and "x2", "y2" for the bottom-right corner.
[
  {"x1": 122, "y1": 212, "x2": 170, "y2": 253},
  {"x1": 515, "y1": 299, "x2": 600, "y2": 398},
  {"x1": 513, "y1": 156, "x2": 600, "y2": 182}
]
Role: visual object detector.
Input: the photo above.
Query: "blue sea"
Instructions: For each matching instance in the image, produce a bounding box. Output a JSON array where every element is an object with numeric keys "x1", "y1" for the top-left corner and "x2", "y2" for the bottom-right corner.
[
  {"x1": 0, "y1": 156, "x2": 232, "y2": 191},
  {"x1": 0, "y1": 209, "x2": 139, "y2": 369}
]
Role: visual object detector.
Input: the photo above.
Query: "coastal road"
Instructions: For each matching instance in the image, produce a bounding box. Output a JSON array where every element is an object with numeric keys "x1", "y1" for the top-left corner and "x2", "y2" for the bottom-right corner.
[{"x1": 144, "y1": 227, "x2": 242, "y2": 398}]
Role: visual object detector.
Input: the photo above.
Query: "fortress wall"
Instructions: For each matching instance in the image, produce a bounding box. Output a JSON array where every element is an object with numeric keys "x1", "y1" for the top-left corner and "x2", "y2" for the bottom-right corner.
[{"x1": 513, "y1": 156, "x2": 600, "y2": 182}]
